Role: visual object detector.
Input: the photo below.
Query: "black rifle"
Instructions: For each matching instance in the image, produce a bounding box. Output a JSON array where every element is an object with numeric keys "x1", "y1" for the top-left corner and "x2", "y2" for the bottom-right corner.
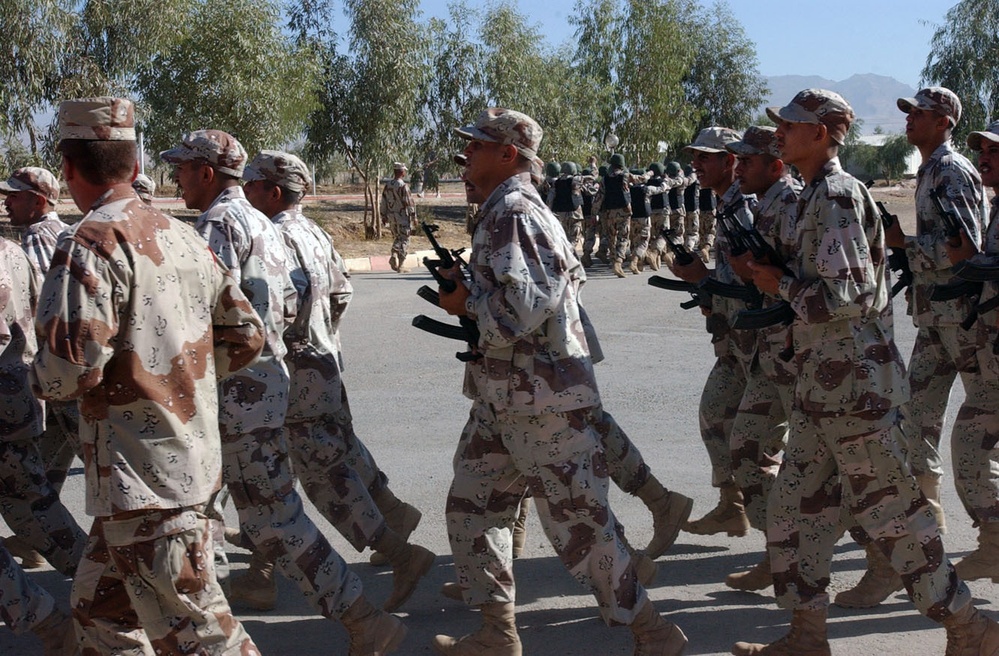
[
  {"x1": 660, "y1": 227, "x2": 695, "y2": 266},
  {"x1": 413, "y1": 222, "x2": 482, "y2": 361},
  {"x1": 647, "y1": 275, "x2": 702, "y2": 310},
  {"x1": 927, "y1": 187, "x2": 984, "y2": 330},
  {"x1": 875, "y1": 201, "x2": 913, "y2": 298},
  {"x1": 952, "y1": 260, "x2": 999, "y2": 353}
]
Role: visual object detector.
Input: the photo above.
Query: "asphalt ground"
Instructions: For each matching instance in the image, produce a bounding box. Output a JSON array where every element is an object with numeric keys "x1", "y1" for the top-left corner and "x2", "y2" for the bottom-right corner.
[{"x1": 5, "y1": 262, "x2": 997, "y2": 655}]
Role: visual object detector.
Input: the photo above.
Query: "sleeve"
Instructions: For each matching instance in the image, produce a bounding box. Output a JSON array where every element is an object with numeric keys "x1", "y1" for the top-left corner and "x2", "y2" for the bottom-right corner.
[
  {"x1": 197, "y1": 218, "x2": 243, "y2": 285},
  {"x1": 905, "y1": 167, "x2": 984, "y2": 271},
  {"x1": 328, "y1": 245, "x2": 353, "y2": 330},
  {"x1": 211, "y1": 267, "x2": 265, "y2": 378},
  {"x1": 31, "y1": 240, "x2": 120, "y2": 400},
  {"x1": 402, "y1": 184, "x2": 416, "y2": 218}
]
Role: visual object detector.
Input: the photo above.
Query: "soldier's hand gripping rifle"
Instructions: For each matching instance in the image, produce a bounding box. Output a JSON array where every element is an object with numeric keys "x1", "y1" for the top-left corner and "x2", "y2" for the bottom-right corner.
[
  {"x1": 412, "y1": 222, "x2": 482, "y2": 361},
  {"x1": 649, "y1": 227, "x2": 702, "y2": 309},
  {"x1": 703, "y1": 206, "x2": 767, "y2": 310},
  {"x1": 951, "y1": 259, "x2": 999, "y2": 354},
  {"x1": 875, "y1": 201, "x2": 913, "y2": 298},
  {"x1": 928, "y1": 187, "x2": 983, "y2": 331}
]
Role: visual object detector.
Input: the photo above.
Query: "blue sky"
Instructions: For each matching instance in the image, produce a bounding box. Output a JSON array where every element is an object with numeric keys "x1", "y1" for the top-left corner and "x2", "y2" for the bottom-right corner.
[{"x1": 408, "y1": 0, "x2": 948, "y2": 88}]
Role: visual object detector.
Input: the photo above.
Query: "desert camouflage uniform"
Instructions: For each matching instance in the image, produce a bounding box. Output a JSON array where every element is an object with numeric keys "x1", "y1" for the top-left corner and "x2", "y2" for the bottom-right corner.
[
  {"x1": 629, "y1": 176, "x2": 675, "y2": 262},
  {"x1": 729, "y1": 174, "x2": 799, "y2": 531},
  {"x1": 447, "y1": 172, "x2": 644, "y2": 625},
  {"x1": 381, "y1": 178, "x2": 417, "y2": 263},
  {"x1": 0, "y1": 238, "x2": 86, "y2": 577},
  {"x1": 599, "y1": 169, "x2": 633, "y2": 264},
  {"x1": 682, "y1": 173, "x2": 700, "y2": 251},
  {"x1": 767, "y1": 157, "x2": 969, "y2": 619},
  {"x1": 581, "y1": 175, "x2": 599, "y2": 261},
  {"x1": 32, "y1": 186, "x2": 264, "y2": 654},
  {"x1": 547, "y1": 174, "x2": 584, "y2": 252},
  {"x1": 275, "y1": 206, "x2": 395, "y2": 551},
  {"x1": 698, "y1": 186, "x2": 717, "y2": 253},
  {"x1": 900, "y1": 141, "x2": 997, "y2": 523},
  {"x1": 650, "y1": 173, "x2": 686, "y2": 256},
  {"x1": 698, "y1": 182, "x2": 757, "y2": 489},
  {"x1": 197, "y1": 187, "x2": 364, "y2": 620},
  {"x1": 20, "y1": 211, "x2": 69, "y2": 276}
]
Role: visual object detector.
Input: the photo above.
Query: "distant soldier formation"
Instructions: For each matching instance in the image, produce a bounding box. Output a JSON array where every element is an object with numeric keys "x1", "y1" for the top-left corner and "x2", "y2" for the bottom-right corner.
[{"x1": 1, "y1": 85, "x2": 999, "y2": 656}]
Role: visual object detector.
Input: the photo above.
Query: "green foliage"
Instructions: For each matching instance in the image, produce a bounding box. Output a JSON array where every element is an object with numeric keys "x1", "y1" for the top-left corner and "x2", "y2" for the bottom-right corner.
[
  {"x1": 876, "y1": 134, "x2": 915, "y2": 184},
  {"x1": 922, "y1": 0, "x2": 999, "y2": 151}
]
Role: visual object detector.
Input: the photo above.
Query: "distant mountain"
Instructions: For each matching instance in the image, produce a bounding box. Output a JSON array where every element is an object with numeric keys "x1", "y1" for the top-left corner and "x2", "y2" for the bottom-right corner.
[{"x1": 761, "y1": 74, "x2": 918, "y2": 136}]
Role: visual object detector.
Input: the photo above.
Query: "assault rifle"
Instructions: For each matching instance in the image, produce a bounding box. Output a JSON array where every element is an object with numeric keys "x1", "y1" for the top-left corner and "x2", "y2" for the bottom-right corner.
[
  {"x1": 412, "y1": 223, "x2": 482, "y2": 361},
  {"x1": 702, "y1": 207, "x2": 765, "y2": 309},
  {"x1": 875, "y1": 201, "x2": 913, "y2": 298},
  {"x1": 661, "y1": 227, "x2": 695, "y2": 266},
  {"x1": 952, "y1": 260, "x2": 999, "y2": 352},
  {"x1": 927, "y1": 187, "x2": 984, "y2": 331},
  {"x1": 650, "y1": 227, "x2": 703, "y2": 309}
]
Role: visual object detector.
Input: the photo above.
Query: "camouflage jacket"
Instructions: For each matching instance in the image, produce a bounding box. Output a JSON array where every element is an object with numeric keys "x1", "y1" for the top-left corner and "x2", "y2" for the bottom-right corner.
[
  {"x1": 380, "y1": 179, "x2": 416, "y2": 224},
  {"x1": 971, "y1": 198, "x2": 999, "y2": 326},
  {"x1": 462, "y1": 172, "x2": 600, "y2": 415},
  {"x1": 22, "y1": 211, "x2": 71, "y2": 276},
  {"x1": 195, "y1": 186, "x2": 296, "y2": 439},
  {"x1": 905, "y1": 141, "x2": 988, "y2": 326},
  {"x1": 709, "y1": 182, "x2": 757, "y2": 360},
  {"x1": 272, "y1": 206, "x2": 352, "y2": 422},
  {"x1": 755, "y1": 174, "x2": 802, "y2": 354},
  {"x1": 0, "y1": 238, "x2": 43, "y2": 442},
  {"x1": 776, "y1": 158, "x2": 908, "y2": 412},
  {"x1": 32, "y1": 188, "x2": 265, "y2": 516}
]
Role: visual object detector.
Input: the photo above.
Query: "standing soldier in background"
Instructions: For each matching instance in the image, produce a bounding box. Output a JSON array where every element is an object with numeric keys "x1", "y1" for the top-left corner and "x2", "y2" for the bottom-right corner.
[
  {"x1": 34, "y1": 96, "x2": 263, "y2": 654},
  {"x1": 547, "y1": 161, "x2": 584, "y2": 257},
  {"x1": 131, "y1": 172, "x2": 156, "y2": 204},
  {"x1": 381, "y1": 162, "x2": 417, "y2": 273},
  {"x1": 579, "y1": 166, "x2": 600, "y2": 267}
]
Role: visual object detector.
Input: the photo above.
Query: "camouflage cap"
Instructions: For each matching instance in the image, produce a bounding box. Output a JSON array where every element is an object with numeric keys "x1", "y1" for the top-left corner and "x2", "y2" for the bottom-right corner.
[
  {"x1": 897, "y1": 87, "x2": 962, "y2": 126},
  {"x1": 453, "y1": 153, "x2": 467, "y2": 167},
  {"x1": 160, "y1": 129, "x2": 247, "y2": 177},
  {"x1": 393, "y1": 162, "x2": 407, "y2": 171},
  {"x1": 727, "y1": 126, "x2": 781, "y2": 158},
  {"x1": 58, "y1": 97, "x2": 135, "y2": 141},
  {"x1": 243, "y1": 150, "x2": 312, "y2": 193},
  {"x1": 0, "y1": 167, "x2": 59, "y2": 204},
  {"x1": 967, "y1": 120, "x2": 999, "y2": 151},
  {"x1": 766, "y1": 89, "x2": 855, "y2": 145},
  {"x1": 131, "y1": 173, "x2": 156, "y2": 201},
  {"x1": 684, "y1": 127, "x2": 743, "y2": 154},
  {"x1": 529, "y1": 156, "x2": 545, "y2": 186},
  {"x1": 454, "y1": 108, "x2": 543, "y2": 160}
]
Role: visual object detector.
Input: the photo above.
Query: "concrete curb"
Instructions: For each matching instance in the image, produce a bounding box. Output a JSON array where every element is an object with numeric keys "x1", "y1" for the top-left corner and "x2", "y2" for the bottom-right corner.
[{"x1": 344, "y1": 248, "x2": 437, "y2": 273}]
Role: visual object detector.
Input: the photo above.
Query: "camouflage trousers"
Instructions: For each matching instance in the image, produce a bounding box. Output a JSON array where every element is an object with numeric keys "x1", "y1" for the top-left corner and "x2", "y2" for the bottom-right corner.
[
  {"x1": 604, "y1": 208, "x2": 632, "y2": 263},
  {"x1": 389, "y1": 220, "x2": 412, "y2": 260},
  {"x1": 699, "y1": 353, "x2": 749, "y2": 487},
  {"x1": 628, "y1": 216, "x2": 651, "y2": 260},
  {"x1": 698, "y1": 210, "x2": 715, "y2": 250},
  {"x1": 731, "y1": 352, "x2": 791, "y2": 532},
  {"x1": 902, "y1": 324, "x2": 999, "y2": 523},
  {"x1": 0, "y1": 545, "x2": 55, "y2": 634},
  {"x1": 768, "y1": 407, "x2": 970, "y2": 620},
  {"x1": 596, "y1": 407, "x2": 650, "y2": 494},
  {"x1": 597, "y1": 215, "x2": 614, "y2": 260},
  {"x1": 447, "y1": 401, "x2": 645, "y2": 625},
  {"x1": 582, "y1": 213, "x2": 598, "y2": 257},
  {"x1": 36, "y1": 401, "x2": 81, "y2": 493},
  {"x1": 556, "y1": 210, "x2": 584, "y2": 254},
  {"x1": 0, "y1": 437, "x2": 86, "y2": 576},
  {"x1": 223, "y1": 427, "x2": 363, "y2": 619},
  {"x1": 72, "y1": 506, "x2": 259, "y2": 655},
  {"x1": 649, "y1": 210, "x2": 669, "y2": 254},
  {"x1": 683, "y1": 211, "x2": 699, "y2": 251}
]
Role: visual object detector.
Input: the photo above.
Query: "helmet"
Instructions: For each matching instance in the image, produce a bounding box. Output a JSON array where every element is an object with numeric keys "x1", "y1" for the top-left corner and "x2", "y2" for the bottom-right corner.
[
  {"x1": 545, "y1": 161, "x2": 560, "y2": 178},
  {"x1": 598, "y1": 165, "x2": 608, "y2": 177},
  {"x1": 683, "y1": 164, "x2": 693, "y2": 176},
  {"x1": 648, "y1": 162, "x2": 665, "y2": 176},
  {"x1": 609, "y1": 153, "x2": 626, "y2": 169},
  {"x1": 582, "y1": 167, "x2": 593, "y2": 176},
  {"x1": 560, "y1": 161, "x2": 574, "y2": 176},
  {"x1": 666, "y1": 161, "x2": 681, "y2": 177}
]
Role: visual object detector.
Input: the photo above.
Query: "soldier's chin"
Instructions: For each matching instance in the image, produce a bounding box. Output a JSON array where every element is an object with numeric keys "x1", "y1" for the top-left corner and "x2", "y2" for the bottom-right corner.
[{"x1": 464, "y1": 183, "x2": 483, "y2": 204}]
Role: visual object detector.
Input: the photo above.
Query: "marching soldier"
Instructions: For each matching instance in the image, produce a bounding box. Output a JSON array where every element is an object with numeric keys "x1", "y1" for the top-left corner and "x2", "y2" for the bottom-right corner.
[{"x1": 381, "y1": 162, "x2": 417, "y2": 273}]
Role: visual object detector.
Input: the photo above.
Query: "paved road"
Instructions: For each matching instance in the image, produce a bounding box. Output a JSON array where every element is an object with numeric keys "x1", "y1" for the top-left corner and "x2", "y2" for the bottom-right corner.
[{"x1": 5, "y1": 264, "x2": 995, "y2": 655}]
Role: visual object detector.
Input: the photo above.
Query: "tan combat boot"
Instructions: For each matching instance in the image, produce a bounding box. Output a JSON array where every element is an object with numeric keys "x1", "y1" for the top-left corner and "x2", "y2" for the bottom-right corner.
[
  {"x1": 726, "y1": 552, "x2": 772, "y2": 592},
  {"x1": 631, "y1": 599, "x2": 688, "y2": 656},
  {"x1": 613, "y1": 260, "x2": 627, "y2": 278},
  {"x1": 340, "y1": 595, "x2": 408, "y2": 656},
  {"x1": 833, "y1": 542, "x2": 902, "y2": 608},
  {"x1": 956, "y1": 522, "x2": 999, "y2": 582},
  {"x1": 375, "y1": 530, "x2": 435, "y2": 612},
  {"x1": 512, "y1": 497, "x2": 530, "y2": 559},
  {"x1": 732, "y1": 609, "x2": 830, "y2": 656},
  {"x1": 684, "y1": 483, "x2": 750, "y2": 537},
  {"x1": 397, "y1": 255, "x2": 409, "y2": 274},
  {"x1": 369, "y1": 486, "x2": 423, "y2": 566},
  {"x1": 432, "y1": 602, "x2": 522, "y2": 655},
  {"x1": 635, "y1": 478, "x2": 693, "y2": 559},
  {"x1": 389, "y1": 253, "x2": 399, "y2": 272},
  {"x1": 31, "y1": 608, "x2": 77, "y2": 656},
  {"x1": 698, "y1": 245, "x2": 711, "y2": 263},
  {"x1": 944, "y1": 603, "x2": 999, "y2": 656},
  {"x1": 646, "y1": 250, "x2": 660, "y2": 271},
  {"x1": 2, "y1": 535, "x2": 45, "y2": 569},
  {"x1": 917, "y1": 473, "x2": 946, "y2": 533},
  {"x1": 630, "y1": 255, "x2": 641, "y2": 274},
  {"x1": 229, "y1": 550, "x2": 277, "y2": 611}
]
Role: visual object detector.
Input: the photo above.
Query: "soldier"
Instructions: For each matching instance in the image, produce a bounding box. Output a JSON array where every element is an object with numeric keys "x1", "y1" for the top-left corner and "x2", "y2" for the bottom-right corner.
[
  {"x1": 579, "y1": 166, "x2": 600, "y2": 267},
  {"x1": 33, "y1": 96, "x2": 263, "y2": 654},
  {"x1": 547, "y1": 161, "x2": 584, "y2": 256},
  {"x1": 380, "y1": 162, "x2": 417, "y2": 273},
  {"x1": 723, "y1": 126, "x2": 800, "y2": 591},
  {"x1": 600, "y1": 154, "x2": 642, "y2": 278},
  {"x1": 594, "y1": 164, "x2": 614, "y2": 264},
  {"x1": 735, "y1": 87, "x2": 999, "y2": 655},
  {"x1": 697, "y1": 182, "x2": 717, "y2": 262},
  {"x1": 941, "y1": 120, "x2": 999, "y2": 582},
  {"x1": 241, "y1": 149, "x2": 433, "y2": 602},
  {"x1": 646, "y1": 162, "x2": 670, "y2": 271},
  {"x1": 0, "y1": 171, "x2": 87, "y2": 581},
  {"x1": 682, "y1": 165, "x2": 700, "y2": 252},
  {"x1": 162, "y1": 131, "x2": 408, "y2": 652},
  {"x1": 0, "y1": 273, "x2": 75, "y2": 655},
  {"x1": 434, "y1": 107, "x2": 686, "y2": 656},
  {"x1": 669, "y1": 127, "x2": 757, "y2": 541},
  {"x1": 131, "y1": 172, "x2": 156, "y2": 204}
]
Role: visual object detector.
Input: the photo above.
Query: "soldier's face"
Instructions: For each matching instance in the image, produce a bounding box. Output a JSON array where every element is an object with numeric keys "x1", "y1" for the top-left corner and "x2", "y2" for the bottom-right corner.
[
  {"x1": 690, "y1": 151, "x2": 731, "y2": 194},
  {"x1": 904, "y1": 107, "x2": 946, "y2": 148},
  {"x1": 173, "y1": 160, "x2": 209, "y2": 210},
  {"x1": 460, "y1": 139, "x2": 505, "y2": 205},
  {"x1": 774, "y1": 120, "x2": 813, "y2": 168},
  {"x1": 978, "y1": 142, "x2": 999, "y2": 190},
  {"x1": 242, "y1": 179, "x2": 273, "y2": 215},
  {"x1": 2, "y1": 190, "x2": 43, "y2": 226},
  {"x1": 735, "y1": 154, "x2": 776, "y2": 196}
]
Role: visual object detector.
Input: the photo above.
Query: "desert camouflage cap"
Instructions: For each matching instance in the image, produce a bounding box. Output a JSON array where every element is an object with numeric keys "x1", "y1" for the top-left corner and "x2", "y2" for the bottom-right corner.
[
  {"x1": 453, "y1": 153, "x2": 467, "y2": 167},
  {"x1": 897, "y1": 87, "x2": 962, "y2": 126},
  {"x1": 160, "y1": 129, "x2": 247, "y2": 177},
  {"x1": 455, "y1": 108, "x2": 543, "y2": 160},
  {"x1": 767, "y1": 89, "x2": 855, "y2": 145},
  {"x1": 131, "y1": 173, "x2": 156, "y2": 201},
  {"x1": 0, "y1": 167, "x2": 59, "y2": 204},
  {"x1": 727, "y1": 126, "x2": 781, "y2": 158},
  {"x1": 684, "y1": 127, "x2": 743, "y2": 154},
  {"x1": 58, "y1": 97, "x2": 135, "y2": 141},
  {"x1": 529, "y1": 156, "x2": 545, "y2": 186},
  {"x1": 968, "y1": 120, "x2": 999, "y2": 151},
  {"x1": 243, "y1": 150, "x2": 312, "y2": 193},
  {"x1": 393, "y1": 162, "x2": 407, "y2": 171}
]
